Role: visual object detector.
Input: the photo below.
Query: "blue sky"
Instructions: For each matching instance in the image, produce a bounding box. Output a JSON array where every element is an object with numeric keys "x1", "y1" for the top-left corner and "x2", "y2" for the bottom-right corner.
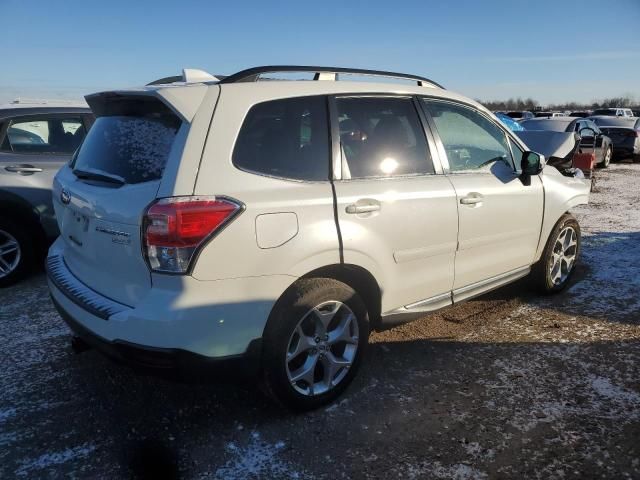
[{"x1": 1, "y1": 0, "x2": 639, "y2": 105}]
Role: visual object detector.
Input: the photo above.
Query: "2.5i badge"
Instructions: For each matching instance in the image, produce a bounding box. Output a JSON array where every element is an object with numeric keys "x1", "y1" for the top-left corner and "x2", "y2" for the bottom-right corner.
[{"x1": 95, "y1": 226, "x2": 131, "y2": 245}]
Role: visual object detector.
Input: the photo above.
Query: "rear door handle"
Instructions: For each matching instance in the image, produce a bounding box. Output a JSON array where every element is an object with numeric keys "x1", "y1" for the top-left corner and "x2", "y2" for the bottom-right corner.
[
  {"x1": 5, "y1": 165, "x2": 43, "y2": 175},
  {"x1": 345, "y1": 203, "x2": 381, "y2": 214},
  {"x1": 460, "y1": 193, "x2": 483, "y2": 205}
]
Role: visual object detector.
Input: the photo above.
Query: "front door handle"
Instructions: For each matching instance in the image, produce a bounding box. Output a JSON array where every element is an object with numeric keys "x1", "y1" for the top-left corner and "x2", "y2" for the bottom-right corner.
[
  {"x1": 345, "y1": 203, "x2": 381, "y2": 214},
  {"x1": 460, "y1": 193, "x2": 484, "y2": 205},
  {"x1": 5, "y1": 164, "x2": 43, "y2": 175}
]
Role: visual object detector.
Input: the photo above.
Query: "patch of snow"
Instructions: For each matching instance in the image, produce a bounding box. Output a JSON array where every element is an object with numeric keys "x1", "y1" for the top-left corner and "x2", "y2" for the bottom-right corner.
[
  {"x1": 559, "y1": 164, "x2": 640, "y2": 319},
  {"x1": 590, "y1": 375, "x2": 640, "y2": 404},
  {"x1": 15, "y1": 443, "x2": 96, "y2": 477},
  {"x1": 211, "y1": 433, "x2": 305, "y2": 480},
  {"x1": 0, "y1": 407, "x2": 16, "y2": 422},
  {"x1": 403, "y1": 461, "x2": 488, "y2": 480}
]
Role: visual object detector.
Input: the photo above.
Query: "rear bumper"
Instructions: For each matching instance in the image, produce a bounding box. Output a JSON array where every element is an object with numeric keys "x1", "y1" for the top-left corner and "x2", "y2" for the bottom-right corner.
[
  {"x1": 46, "y1": 237, "x2": 296, "y2": 372},
  {"x1": 51, "y1": 294, "x2": 262, "y2": 380},
  {"x1": 612, "y1": 141, "x2": 640, "y2": 158}
]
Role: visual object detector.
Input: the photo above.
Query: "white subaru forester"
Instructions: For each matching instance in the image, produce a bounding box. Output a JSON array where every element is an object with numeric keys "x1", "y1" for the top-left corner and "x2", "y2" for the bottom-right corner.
[{"x1": 47, "y1": 66, "x2": 590, "y2": 410}]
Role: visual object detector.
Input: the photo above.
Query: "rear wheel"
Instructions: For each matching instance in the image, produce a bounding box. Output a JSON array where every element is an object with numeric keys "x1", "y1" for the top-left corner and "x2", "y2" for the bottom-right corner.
[
  {"x1": 0, "y1": 219, "x2": 34, "y2": 287},
  {"x1": 531, "y1": 214, "x2": 581, "y2": 294},
  {"x1": 262, "y1": 278, "x2": 369, "y2": 411},
  {"x1": 599, "y1": 146, "x2": 612, "y2": 168}
]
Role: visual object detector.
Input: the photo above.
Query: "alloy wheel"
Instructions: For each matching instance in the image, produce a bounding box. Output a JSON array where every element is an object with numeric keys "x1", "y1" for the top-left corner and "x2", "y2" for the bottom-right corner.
[
  {"x1": 285, "y1": 300, "x2": 359, "y2": 396},
  {"x1": 549, "y1": 226, "x2": 577, "y2": 286},
  {"x1": 0, "y1": 229, "x2": 21, "y2": 279}
]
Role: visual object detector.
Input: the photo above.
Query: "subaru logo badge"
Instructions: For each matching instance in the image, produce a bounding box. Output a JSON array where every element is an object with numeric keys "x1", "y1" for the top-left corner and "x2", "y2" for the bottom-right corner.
[{"x1": 60, "y1": 188, "x2": 71, "y2": 205}]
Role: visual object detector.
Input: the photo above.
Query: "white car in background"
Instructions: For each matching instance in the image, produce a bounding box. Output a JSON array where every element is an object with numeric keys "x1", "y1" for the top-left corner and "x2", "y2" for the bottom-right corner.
[
  {"x1": 593, "y1": 108, "x2": 635, "y2": 118},
  {"x1": 46, "y1": 66, "x2": 590, "y2": 410}
]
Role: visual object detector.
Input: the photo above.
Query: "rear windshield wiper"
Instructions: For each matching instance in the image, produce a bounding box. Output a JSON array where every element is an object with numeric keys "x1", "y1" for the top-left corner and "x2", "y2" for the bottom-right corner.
[{"x1": 72, "y1": 169, "x2": 125, "y2": 186}]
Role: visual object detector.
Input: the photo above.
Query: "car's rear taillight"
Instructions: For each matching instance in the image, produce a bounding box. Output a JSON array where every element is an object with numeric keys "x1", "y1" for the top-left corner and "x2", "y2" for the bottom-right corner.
[
  {"x1": 625, "y1": 130, "x2": 640, "y2": 138},
  {"x1": 143, "y1": 196, "x2": 243, "y2": 273}
]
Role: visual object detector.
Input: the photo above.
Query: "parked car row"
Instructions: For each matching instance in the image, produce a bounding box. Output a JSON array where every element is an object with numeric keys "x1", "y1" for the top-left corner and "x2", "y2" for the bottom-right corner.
[
  {"x1": 501, "y1": 108, "x2": 637, "y2": 120},
  {"x1": 494, "y1": 109, "x2": 640, "y2": 167}
]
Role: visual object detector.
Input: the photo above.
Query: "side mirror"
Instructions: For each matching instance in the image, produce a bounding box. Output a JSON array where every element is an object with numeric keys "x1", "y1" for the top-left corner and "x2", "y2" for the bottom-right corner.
[{"x1": 520, "y1": 151, "x2": 544, "y2": 186}]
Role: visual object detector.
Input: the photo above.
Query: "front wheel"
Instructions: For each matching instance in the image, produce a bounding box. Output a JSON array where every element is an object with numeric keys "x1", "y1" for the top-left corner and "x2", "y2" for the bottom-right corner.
[
  {"x1": 531, "y1": 214, "x2": 581, "y2": 294},
  {"x1": 262, "y1": 278, "x2": 369, "y2": 411}
]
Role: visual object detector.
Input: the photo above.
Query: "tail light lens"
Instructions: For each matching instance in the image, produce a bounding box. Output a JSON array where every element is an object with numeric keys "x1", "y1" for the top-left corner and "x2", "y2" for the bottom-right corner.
[
  {"x1": 143, "y1": 196, "x2": 243, "y2": 273},
  {"x1": 626, "y1": 130, "x2": 639, "y2": 138}
]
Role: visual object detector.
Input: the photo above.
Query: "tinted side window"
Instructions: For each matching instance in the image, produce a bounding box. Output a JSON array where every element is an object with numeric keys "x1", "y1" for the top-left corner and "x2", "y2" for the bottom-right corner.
[
  {"x1": 233, "y1": 96, "x2": 329, "y2": 181},
  {"x1": 335, "y1": 97, "x2": 433, "y2": 178},
  {"x1": 422, "y1": 100, "x2": 513, "y2": 172},
  {"x1": 2, "y1": 117, "x2": 86, "y2": 154}
]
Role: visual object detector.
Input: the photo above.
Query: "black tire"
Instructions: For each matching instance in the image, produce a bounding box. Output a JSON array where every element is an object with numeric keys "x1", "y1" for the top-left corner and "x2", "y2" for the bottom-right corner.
[
  {"x1": 598, "y1": 146, "x2": 612, "y2": 168},
  {"x1": 633, "y1": 154, "x2": 640, "y2": 164},
  {"x1": 0, "y1": 218, "x2": 34, "y2": 288},
  {"x1": 530, "y1": 214, "x2": 581, "y2": 294},
  {"x1": 262, "y1": 278, "x2": 369, "y2": 411}
]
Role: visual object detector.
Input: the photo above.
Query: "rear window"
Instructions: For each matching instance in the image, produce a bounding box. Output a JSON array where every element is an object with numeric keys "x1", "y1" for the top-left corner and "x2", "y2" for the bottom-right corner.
[
  {"x1": 520, "y1": 119, "x2": 571, "y2": 132},
  {"x1": 593, "y1": 109, "x2": 616, "y2": 116},
  {"x1": 591, "y1": 117, "x2": 636, "y2": 127},
  {"x1": 73, "y1": 113, "x2": 180, "y2": 184}
]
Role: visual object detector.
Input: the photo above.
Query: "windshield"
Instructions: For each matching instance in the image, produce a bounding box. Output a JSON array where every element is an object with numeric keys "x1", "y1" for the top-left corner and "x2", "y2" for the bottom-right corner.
[{"x1": 72, "y1": 114, "x2": 180, "y2": 184}]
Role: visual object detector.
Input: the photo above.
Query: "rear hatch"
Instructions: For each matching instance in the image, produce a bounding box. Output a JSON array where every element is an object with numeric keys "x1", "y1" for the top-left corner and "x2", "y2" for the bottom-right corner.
[{"x1": 52, "y1": 91, "x2": 197, "y2": 306}]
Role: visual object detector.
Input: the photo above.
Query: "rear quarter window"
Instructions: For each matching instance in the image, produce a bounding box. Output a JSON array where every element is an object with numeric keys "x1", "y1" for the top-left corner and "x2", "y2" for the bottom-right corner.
[{"x1": 232, "y1": 96, "x2": 330, "y2": 181}]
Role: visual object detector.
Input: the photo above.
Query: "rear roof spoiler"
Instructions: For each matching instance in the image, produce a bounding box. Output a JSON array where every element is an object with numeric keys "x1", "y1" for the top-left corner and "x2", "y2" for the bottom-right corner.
[{"x1": 85, "y1": 83, "x2": 211, "y2": 124}]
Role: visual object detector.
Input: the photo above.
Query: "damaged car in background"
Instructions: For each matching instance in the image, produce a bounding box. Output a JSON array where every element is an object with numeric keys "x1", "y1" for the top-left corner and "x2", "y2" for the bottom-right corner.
[
  {"x1": 588, "y1": 116, "x2": 640, "y2": 163},
  {"x1": 517, "y1": 117, "x2": 612, "y2": 174}
]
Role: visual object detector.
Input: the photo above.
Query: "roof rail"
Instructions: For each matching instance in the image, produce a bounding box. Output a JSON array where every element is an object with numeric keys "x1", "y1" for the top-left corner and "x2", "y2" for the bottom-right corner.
[{"x1": 219, "y1": 65, "x2": 445, "y2": 89}]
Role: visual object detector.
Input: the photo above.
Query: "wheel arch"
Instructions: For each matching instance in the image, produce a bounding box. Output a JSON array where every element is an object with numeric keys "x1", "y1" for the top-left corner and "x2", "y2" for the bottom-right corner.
[
  {"x1": 536, "y1": 171, "x2": 589, "y2": 262},
  {"x1": 268, "y1": 263, "x2": 383, "y2": 332},
  {"x1": 0, "y1": 190, "x2": 48, "y2": 252},
  {"x1": 302, "y1": 264, "x2": 382, "y2": 328}
]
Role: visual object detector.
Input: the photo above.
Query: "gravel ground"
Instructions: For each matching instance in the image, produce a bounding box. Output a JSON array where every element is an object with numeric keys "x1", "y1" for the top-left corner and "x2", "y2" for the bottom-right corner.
[{"x1": 1, "y1": 163, "x2": 639, "y2": 479}]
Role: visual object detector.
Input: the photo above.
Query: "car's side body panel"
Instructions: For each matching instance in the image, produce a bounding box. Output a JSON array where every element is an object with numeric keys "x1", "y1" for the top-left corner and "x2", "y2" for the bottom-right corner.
[
  {"x1": 191, "y1": 84, "x2": 341, "y2": 282},
  {"x1": 334, "y1": 175, "x2": 459, "y2": 313},
  {"x1": 446, "y1": 166, "x2": 544, "y2": 289}
]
